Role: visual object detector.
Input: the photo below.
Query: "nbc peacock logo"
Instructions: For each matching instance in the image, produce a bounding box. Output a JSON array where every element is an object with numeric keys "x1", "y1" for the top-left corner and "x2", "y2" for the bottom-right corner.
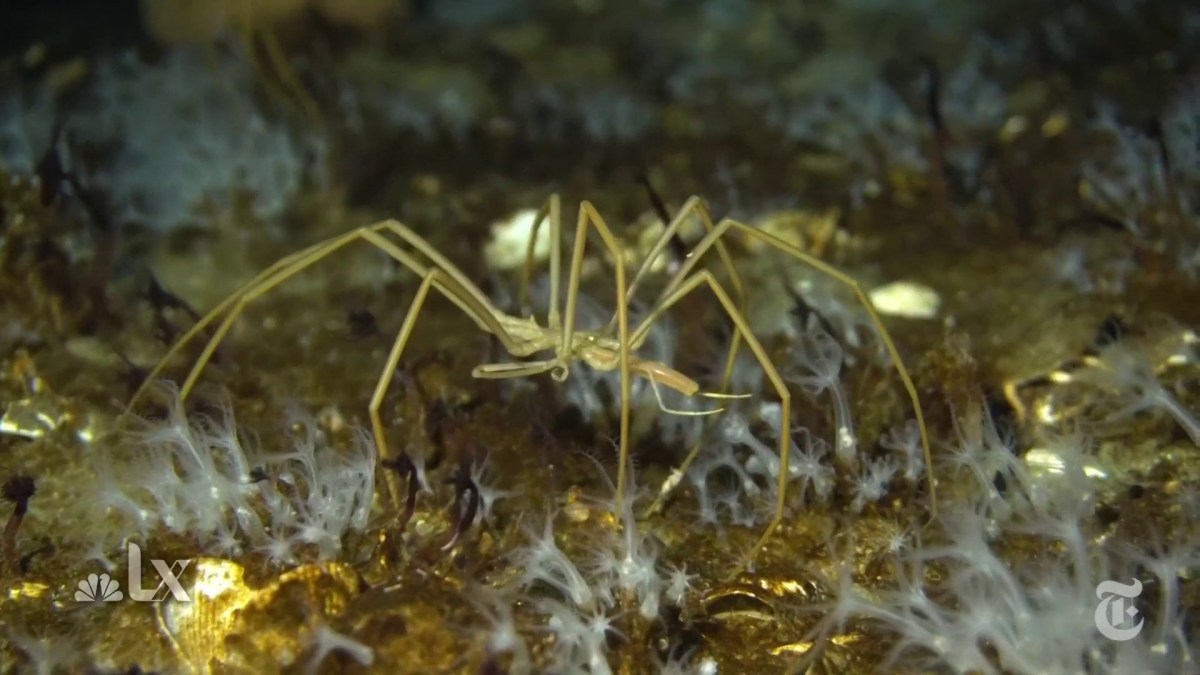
[{"x1": 74, "y1": 573, "x2": 124, "y2": 603}]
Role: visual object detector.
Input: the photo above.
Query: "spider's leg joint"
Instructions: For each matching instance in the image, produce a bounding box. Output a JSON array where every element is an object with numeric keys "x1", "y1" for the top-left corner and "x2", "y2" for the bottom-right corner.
[{"x1": 647, "y1": 372, "x2": 723, "y2": 417}]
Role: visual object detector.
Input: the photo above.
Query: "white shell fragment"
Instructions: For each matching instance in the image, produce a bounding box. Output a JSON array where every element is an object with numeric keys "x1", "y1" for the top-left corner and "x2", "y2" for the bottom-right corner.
[
  {"x1": 1024, "y1": 447, "x2": 1108, "y2": 480},
  {"x1": 484, "y1": 208, "x2": 550, "y2": 270},
  {"x1": 868, "y1": 280, "x2": 941, "y2": 319}
]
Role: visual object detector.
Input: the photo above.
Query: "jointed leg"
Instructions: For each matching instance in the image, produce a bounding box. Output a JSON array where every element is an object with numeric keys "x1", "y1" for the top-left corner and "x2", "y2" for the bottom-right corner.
[
  {"x1": 625, "y1": 196, "x2": 744, "y2": 308},
  {"x1": 626, "y1": 197, "x2": 750, "y2": 516},
  {"x1": 123, "y1": 223, "x2": 420, "y2": 421},
  {"x1": 618, "y1": 196, "x2": 747, "y2": 368},
  {"x1": 376, "y1": 221, "x2": 502, "y2": 325},
  {"x1": 654, "y1": 215, "x2": 936, "y2": 523},
  {"x1": 122, "y1": 221, "x2": 532, "y2": 512},
  {"x1": 518, "y1": 195, "x2": 564, "y2": 331},
  {"x1": 125, "y1": 221, "x2": 524, "y2": 418},
  {"x1": 631, "y1": 198, "x2": 749, "y2": 427},
  {"x1": 638, "y1": 269, "x2": 791, "y2": 578},
  {"x1": 560, "y1": 202, "x2": 633, "y2": 514},
  {"x1": 644, "y1": 375, "x2": 732, "y2": 417},
  {"x1": 369, "y1": 268, "x2": 471, "y2": 509},
  {"x1": 643, "y1": 329, "x2": 745, "y2": 519}
]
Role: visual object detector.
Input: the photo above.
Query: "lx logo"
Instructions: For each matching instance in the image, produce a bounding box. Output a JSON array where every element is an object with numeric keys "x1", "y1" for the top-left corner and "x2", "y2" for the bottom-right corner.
[{"x1": 127, "y1": 542, "x2": 192, "y2": 602}]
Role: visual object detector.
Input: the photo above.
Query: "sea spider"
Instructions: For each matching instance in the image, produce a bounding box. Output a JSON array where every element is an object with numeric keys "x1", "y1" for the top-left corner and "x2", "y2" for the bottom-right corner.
[{"x1": 124, "y1": 194, "x2": 933, "y2": 574}]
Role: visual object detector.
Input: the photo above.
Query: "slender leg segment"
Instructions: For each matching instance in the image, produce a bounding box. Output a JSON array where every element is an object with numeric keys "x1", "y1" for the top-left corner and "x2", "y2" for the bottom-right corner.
[
  {"x1": 628, "y1": 197, "x2": 750, "y2": 517},
  {"x1": 635, "y1": 269, "x2": 791, "y2": 577},
  {"x1": 124, "y1": 223, "x2": 422, "y2": 418},
  {"x1": 519, "y1": 195, "x2": 564, "y2": 332},
  {"x1": 676, "y1": 219, "x2": 932, "y2": 514},
  {"x1": 559, "y1": 202, "x2": 633, "y2": 513},
  {"x1": 123, "y1": 221, "x2": 531, "y2": 512},
  {"x1": 633, "y1": 200, "x2": 931, "y2": 571},
  {"x1": 370, "y1": 268, "x2": 481, "y2": 509},
  {"x1": 625, "y1": 195, "x2": 744, "y2": 308}
]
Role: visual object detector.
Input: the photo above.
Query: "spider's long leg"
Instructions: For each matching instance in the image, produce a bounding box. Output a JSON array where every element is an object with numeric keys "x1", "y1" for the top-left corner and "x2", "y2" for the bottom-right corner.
[
  {"x1": 629, "y1": 197, "x2": 750, "y2": 516},
  {"x1": 628, "y1": 196, "x2": 749, "y2": 424},
  {"x1": 378, "y1": 221, "x2": 504, "y2": 330},
  {"x1": 635, "y1": 269, "x2": 790, "y2": 579},
  {"x1": 651, "y1": 216, "x2": 936, "y2": 523},
  {"x1": 378, "y1": 222, "x2": 532, "y2": 355},
  {"x1": 123, "y1": 222, "x2": 420, "y2": 421},
  {"x1": 547, "y1": 195, "x2": 563, "y2": 330},
  {"x1": 473, "y1": 359, "x2": 560, "y2": 379},
  {"x1": 124, "y1": 221, "x2": 528, "y2": 510},
  {"x1": 625, "y1": 195, "x2": 743, "y2": 307},
  {"x1": 561, "y1": 202, "x2": 632, "y2": 514},
  {"x1": 518, "y1": 195, "x2": 563, "y2": 330},
  {"x1": 369, "y1": 268, "x2": 502, "y2": 508}
]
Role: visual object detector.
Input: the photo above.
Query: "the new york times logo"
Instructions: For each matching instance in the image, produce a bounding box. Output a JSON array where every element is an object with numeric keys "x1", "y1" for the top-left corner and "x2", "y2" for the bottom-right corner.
[{"x1": 1094, "y1": 578, "x2": 1144, "y2": 642}]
